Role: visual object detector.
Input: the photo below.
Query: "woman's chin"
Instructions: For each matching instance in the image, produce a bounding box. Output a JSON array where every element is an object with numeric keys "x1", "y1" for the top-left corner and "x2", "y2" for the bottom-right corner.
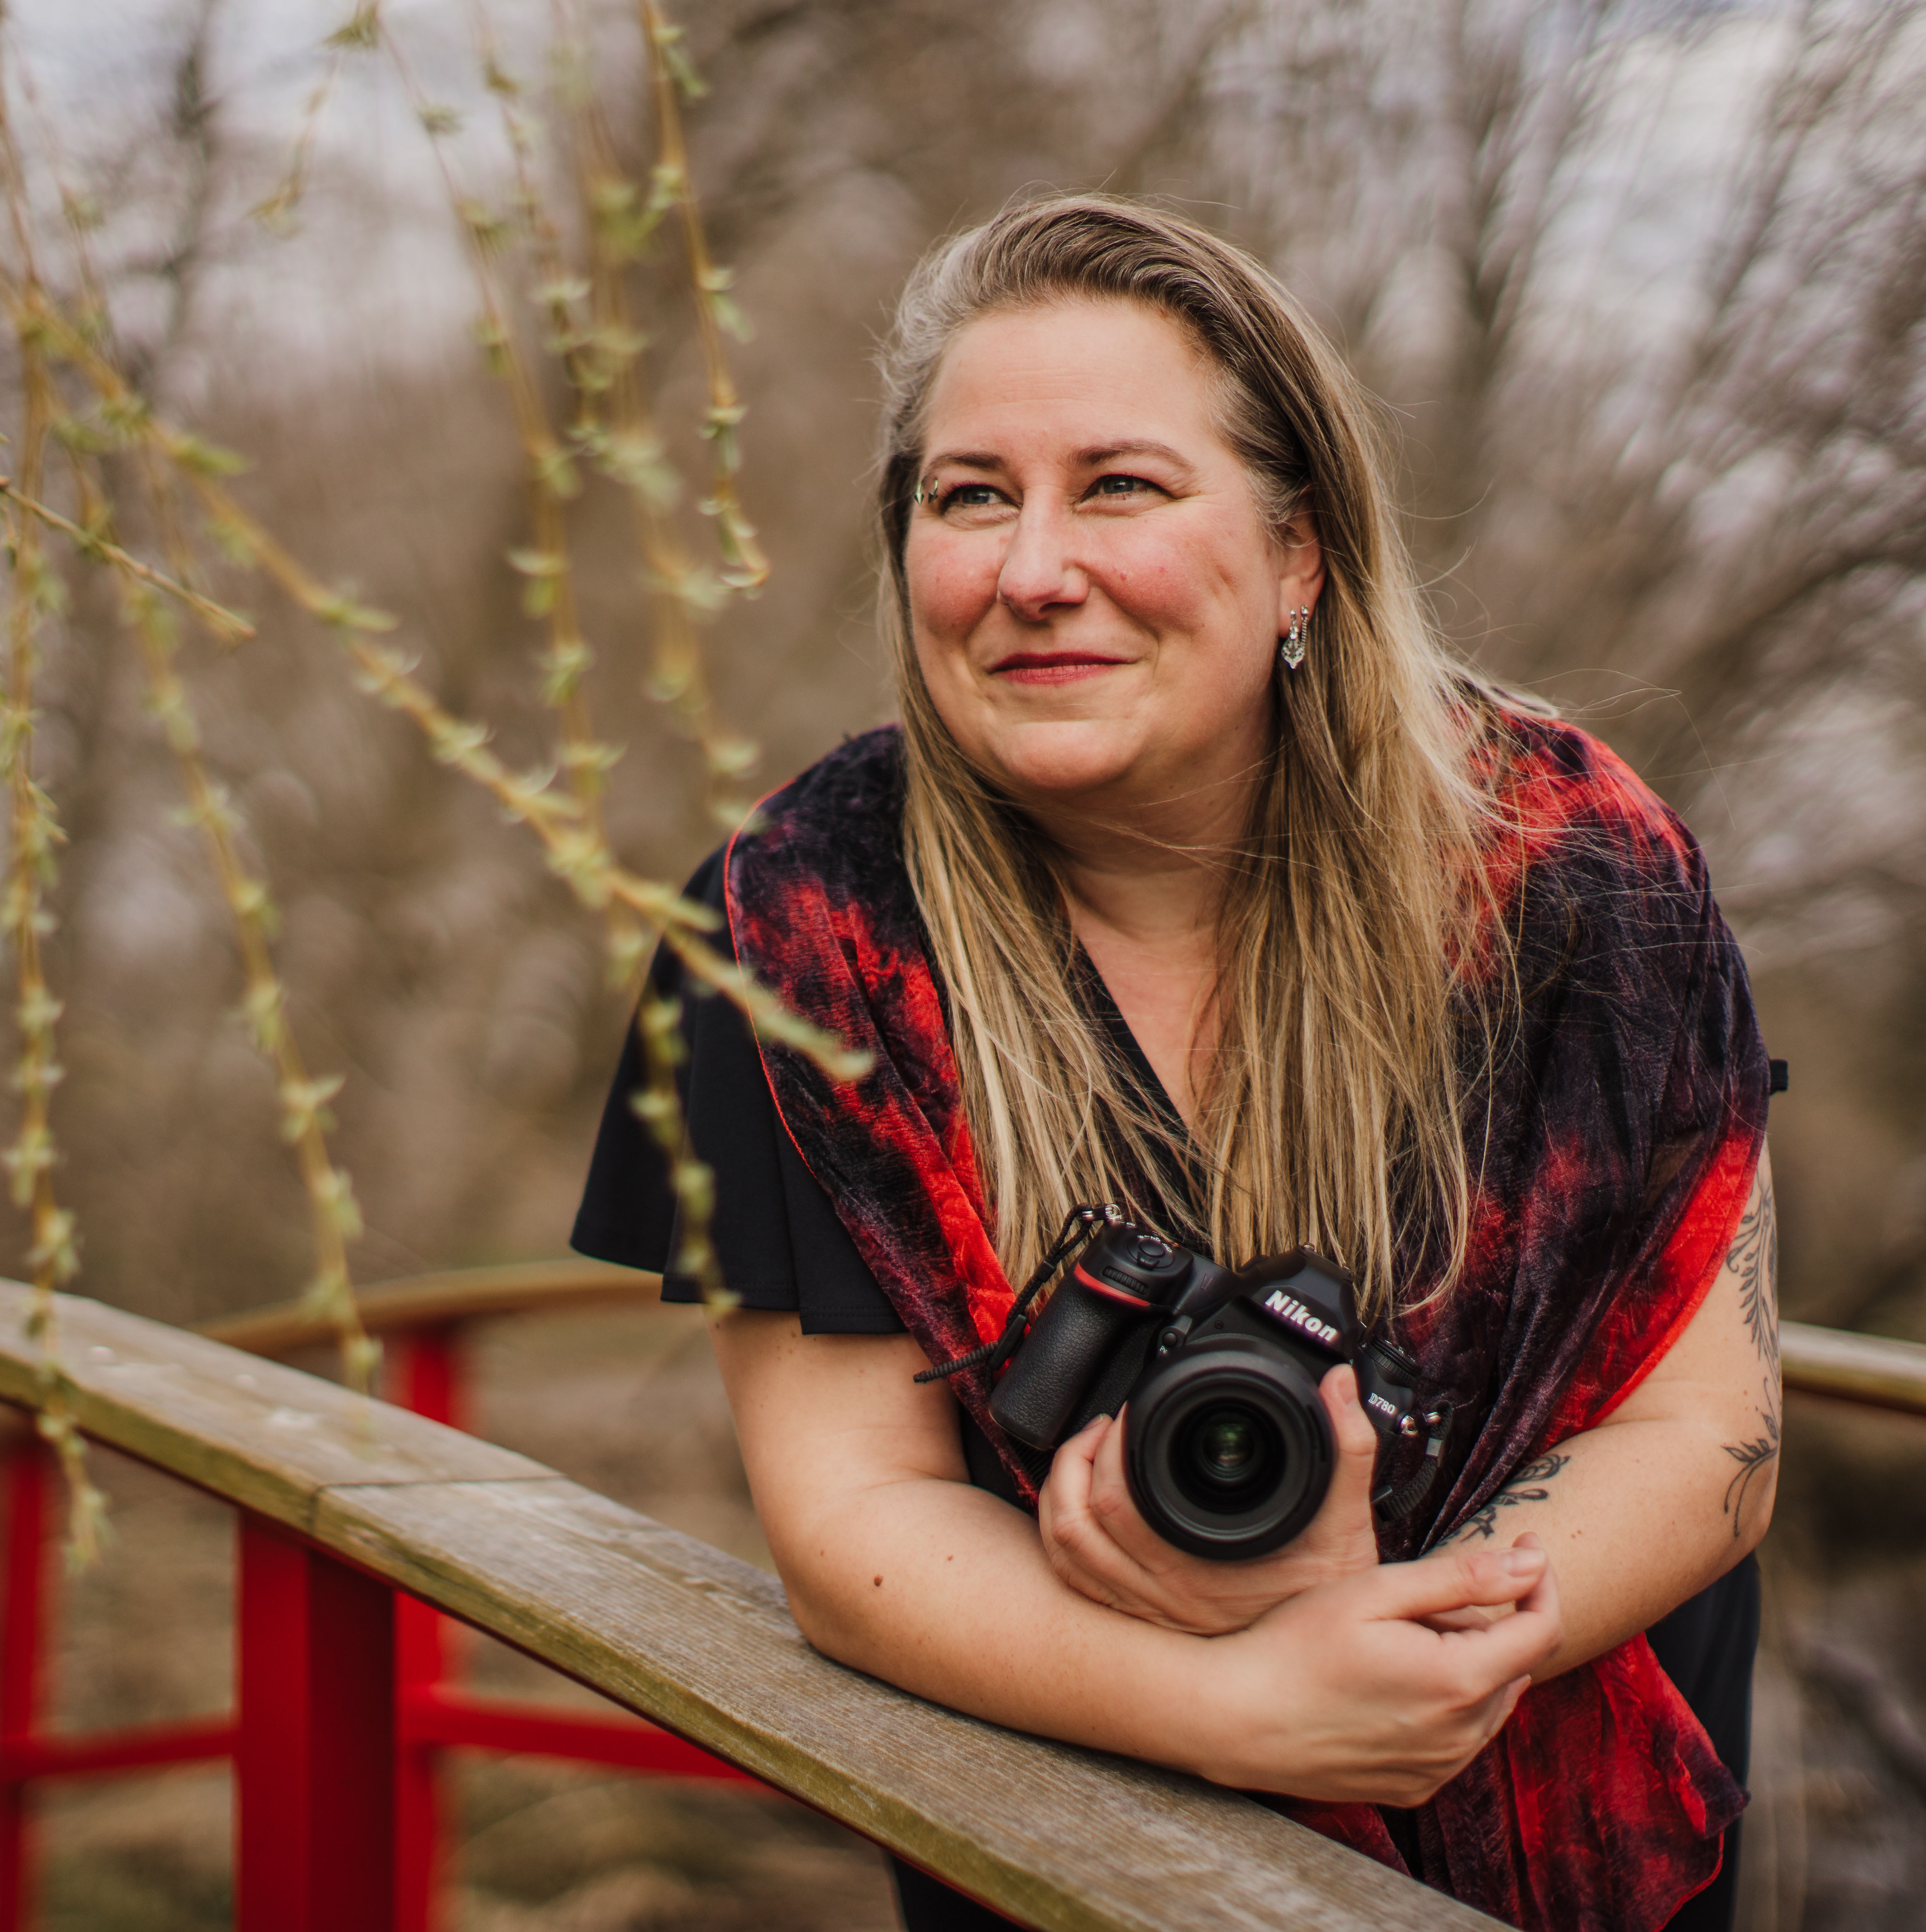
[{"x1": 979, "y1": 720, "x2": 1157, "y2": 805}]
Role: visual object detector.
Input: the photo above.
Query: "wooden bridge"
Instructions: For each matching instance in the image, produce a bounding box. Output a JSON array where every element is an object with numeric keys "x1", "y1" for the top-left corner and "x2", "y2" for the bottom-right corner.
[{"x1": 0, "y1": 1266, "x2": 1919, "y2": 1932}]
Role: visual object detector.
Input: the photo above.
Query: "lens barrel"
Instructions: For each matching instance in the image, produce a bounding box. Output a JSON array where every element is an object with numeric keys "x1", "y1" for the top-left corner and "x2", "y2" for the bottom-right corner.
[{"x1": 1123, "y1": 1342, "x2": 1333, "y2": 1559}]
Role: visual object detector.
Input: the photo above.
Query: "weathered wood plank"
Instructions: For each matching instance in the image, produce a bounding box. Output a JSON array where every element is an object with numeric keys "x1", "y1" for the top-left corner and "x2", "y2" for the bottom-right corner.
[
  {"x1": 196, "y1": 1258, "x2": 658, "y2": 1358},
  {"x1": 317, "y1": 1475, "x2": 1500, "y2": 1932},
  {"x1": 1782, "y1": 1320, "x2": 1926, "y2": 1418},
  {"x1": 0, "y1": 1283, "x2": 549, "y2": 1535},
  {"x1": 0, "y1": 1283, "x2": 1503, "y2": 1932}
]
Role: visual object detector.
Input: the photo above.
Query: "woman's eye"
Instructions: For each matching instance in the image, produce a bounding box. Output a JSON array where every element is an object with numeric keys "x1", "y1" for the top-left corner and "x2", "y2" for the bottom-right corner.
[
  {"x1": 1085, "y1": 473, "x2": 1160, "y2": 503},
  {"x1": 938, "y1": 483, "x2": 1004, "y2": 511}
]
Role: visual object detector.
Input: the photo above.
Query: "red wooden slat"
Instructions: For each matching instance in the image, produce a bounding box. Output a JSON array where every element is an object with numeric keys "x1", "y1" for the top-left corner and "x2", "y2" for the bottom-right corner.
[
  {"x1": 400, "y1": 1686, "x2": 766, "y2": 1784},
  {"x1": 0, "y1": 1716, "x2": 234, "y2": 1782},
  {"x1": 236, "y1": 1517, "x2": 398, "y2": 1932}
]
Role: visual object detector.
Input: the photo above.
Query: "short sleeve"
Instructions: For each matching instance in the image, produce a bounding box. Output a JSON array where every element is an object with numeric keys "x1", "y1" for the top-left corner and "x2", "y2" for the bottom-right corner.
[{"x1": 569, "y1": 852, "x2": 905, "y2": 1334}]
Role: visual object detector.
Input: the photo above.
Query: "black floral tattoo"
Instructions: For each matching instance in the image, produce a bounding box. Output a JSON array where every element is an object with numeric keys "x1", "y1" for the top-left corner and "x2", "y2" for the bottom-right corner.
[
  {"x1": 1721, "y1": 1382, "x2": 1780, "y2": 1540},
  {"x1": 1727, "y1": 1168, "x2": 1779, "y2": 1370},
  {"x1": 1443, "y1": 1452, "x2": 1572, "y2": 1543}
]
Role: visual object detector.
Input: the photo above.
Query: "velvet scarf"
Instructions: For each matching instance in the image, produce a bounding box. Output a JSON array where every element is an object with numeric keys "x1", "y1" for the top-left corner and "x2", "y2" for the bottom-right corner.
[{"x1": 724, "y1": 717, "x2": 1767, "y2": 1932}]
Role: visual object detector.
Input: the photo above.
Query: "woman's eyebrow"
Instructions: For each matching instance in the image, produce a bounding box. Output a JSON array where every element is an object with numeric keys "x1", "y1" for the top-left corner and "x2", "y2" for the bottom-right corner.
[
  {"x1": 924, "y1": 441, "x2": 1196, "y2": 471},
  {"x1": 1079, "y1": 441, "x2": 1193, "y2": 469}
]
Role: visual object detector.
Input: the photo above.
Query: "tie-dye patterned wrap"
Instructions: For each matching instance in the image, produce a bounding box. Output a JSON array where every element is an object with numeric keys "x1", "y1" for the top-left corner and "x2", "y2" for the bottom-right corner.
[{"x1": 723, "y1": 715, "x2": 1769, "y2": 1932}]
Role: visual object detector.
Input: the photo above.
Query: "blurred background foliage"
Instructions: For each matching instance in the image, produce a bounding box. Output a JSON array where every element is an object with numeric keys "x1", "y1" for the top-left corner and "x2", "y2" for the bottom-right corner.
[{"x1": 3, "y1": 0, "x2": 1925, "y2": 1927}]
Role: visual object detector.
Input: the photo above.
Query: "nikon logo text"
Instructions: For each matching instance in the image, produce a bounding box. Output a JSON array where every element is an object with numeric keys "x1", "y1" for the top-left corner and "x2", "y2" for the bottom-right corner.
[{"x1": 1263, "y1": 1290, "x2": 1338, "y2": 1346}]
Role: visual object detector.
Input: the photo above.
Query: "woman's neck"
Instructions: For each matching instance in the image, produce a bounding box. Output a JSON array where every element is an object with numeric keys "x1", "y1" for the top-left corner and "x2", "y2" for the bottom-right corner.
[
  {"x1": 1029, "y1": 760, "x2": 1255, "y2": 956},
  {"x1": 1029, "y1": 785, "x2": 1254, "y2": 1129}
]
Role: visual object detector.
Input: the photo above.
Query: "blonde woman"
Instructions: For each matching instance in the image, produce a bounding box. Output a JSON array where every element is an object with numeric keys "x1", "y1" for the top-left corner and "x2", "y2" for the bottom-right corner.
[{"x1": 575, "y1": 198, "x2": 1778, "y2": 1932}]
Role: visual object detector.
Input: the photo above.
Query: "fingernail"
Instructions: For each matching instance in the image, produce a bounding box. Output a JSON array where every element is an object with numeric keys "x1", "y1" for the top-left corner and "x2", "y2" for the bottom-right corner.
[{"x1": 1499, "y1": 1547, "x2": 1542, "y2": 1576}]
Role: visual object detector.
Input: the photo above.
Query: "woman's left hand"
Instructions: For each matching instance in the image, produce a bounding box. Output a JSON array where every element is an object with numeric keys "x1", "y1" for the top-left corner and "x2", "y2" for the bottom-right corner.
[{"x1": 1037, "y1": 1363, "x2": 1383, "y2": 1635}]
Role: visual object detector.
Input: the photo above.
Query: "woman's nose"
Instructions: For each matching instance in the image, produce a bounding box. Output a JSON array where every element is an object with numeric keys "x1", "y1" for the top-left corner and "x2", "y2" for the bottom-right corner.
[{"x1": 995, "y1": 497, "x2": 1089, "y2": 623}]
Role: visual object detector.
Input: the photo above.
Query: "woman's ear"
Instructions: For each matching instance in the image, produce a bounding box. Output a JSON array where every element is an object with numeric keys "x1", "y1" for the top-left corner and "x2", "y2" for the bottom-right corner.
[{"x1": 1274, "y1": 510, "x2": 1326, "y2": 631}]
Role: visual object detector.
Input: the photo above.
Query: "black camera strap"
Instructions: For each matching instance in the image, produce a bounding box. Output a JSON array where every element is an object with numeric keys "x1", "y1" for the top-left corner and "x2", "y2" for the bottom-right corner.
[
  {"x1": 1371, "y1": 1395, "x2": 1456, "y2": 1523},
  {"x1": 914, "y1": 1205, "x2": 1113, "y2": 1385}
]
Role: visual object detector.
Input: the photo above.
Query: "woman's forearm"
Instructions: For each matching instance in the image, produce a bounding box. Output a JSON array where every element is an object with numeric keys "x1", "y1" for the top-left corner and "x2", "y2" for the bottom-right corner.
[
  {"x1": 773, "y1": 1467, "x2": 1219, "y2": 1764},
  {"x1": 713, "y1": 1313, "x2": 1562, "y2": 1803},
  {"x1": 1430, "y1": 1407, "x2": 1775, "y2": 1675}
]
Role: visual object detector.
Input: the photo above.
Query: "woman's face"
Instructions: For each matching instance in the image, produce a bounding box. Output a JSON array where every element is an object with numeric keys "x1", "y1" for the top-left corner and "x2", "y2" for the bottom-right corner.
[{"x1": 904, "y1": 297, "x2": 1322, "y2": 826}]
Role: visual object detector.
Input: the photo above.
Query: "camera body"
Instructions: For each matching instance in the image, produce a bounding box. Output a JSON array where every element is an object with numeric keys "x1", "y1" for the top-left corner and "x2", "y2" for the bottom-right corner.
[{"x1": 987, "y1": 1214, "x2": 1430, "y2": 1560}]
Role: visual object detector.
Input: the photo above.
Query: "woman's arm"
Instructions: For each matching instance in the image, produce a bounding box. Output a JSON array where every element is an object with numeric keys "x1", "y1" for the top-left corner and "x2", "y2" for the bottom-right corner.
[
  {"x1": 710, "y1": 1310, "x2": 1563, "y2": 1803},
  {"x1": 1041, "y1": 1147, "x2": 1780, "y2": 1673},
  {"x1": 1423, "y1": 1147, "x2": 1779, "y2": 1671}
]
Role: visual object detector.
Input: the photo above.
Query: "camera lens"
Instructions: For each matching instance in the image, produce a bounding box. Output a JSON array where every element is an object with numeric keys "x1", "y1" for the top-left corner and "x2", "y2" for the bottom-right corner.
[
  {"x1": 1123, "y1": 1345, "x2": 1332, "y2": 1560},
  {"x1": 1177, "y1": 1403, "x2": 1277, "y2": 1503}
]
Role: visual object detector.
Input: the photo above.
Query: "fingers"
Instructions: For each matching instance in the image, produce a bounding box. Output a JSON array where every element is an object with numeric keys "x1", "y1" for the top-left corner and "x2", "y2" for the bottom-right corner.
[
  {"x1": 1039, "y1": 1414, "x2": 1108, "y2": 1545},
  {"x1": 1320, "y1": 1363, "x2": 1380, "y2": 1462},
  {"x1": 1084, "y1": 1407, "x2": 1181, "y2": 1570},
  {"x1": 1474, "y1": 1533, "x2": 1563, "y2": 1683},
  {"x1": 1089, "y1": 1404, "x2": 1132, "y2": 1515},
  {"x1": 1041, "y1": 1416, "x2": 1153, "y2": 1610},
  {"x1": 1051, "y1": 1414, "x2": 1097, "y2": 1484},
  {"x1": 1316, "y1": 1363, "x2": 1381, "y2": 1525},
  {"x1": 1354, "y1": 1540, "x2": 1550, "y2": 1625}
]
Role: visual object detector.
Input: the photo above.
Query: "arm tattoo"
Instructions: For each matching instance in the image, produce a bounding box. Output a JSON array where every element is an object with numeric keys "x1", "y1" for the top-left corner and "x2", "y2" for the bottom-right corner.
[
  {"x1": 1719, "y1": 1166, "x2": 1782, "y2": 1539},
  {"x1": 1442, "y1": 1451, "x2": 1572, "y2": 1544},
  {"x1": 1727, "y1": 1168, "x2": 1779, "y2": 1370},
  {"x1": 1721, "y1": 1380, "x2": 1780, "y2": 1540}
]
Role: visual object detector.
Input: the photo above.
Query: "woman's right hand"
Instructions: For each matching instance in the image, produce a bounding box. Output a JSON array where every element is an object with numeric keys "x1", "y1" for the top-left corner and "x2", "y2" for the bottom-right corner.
[
  {"x1": 1037, "y1": 1363, "x2": 1383, "y2": 1635},
  {"x1": 1185, "y1": 1534, "x2": 1563, "y2": 1805}
]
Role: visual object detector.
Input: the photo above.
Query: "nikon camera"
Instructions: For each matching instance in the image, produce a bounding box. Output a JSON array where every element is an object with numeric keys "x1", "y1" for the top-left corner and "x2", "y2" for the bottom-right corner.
[{"x1": 987, "y1": 1216, "x2": 1437, "y2": 1560}]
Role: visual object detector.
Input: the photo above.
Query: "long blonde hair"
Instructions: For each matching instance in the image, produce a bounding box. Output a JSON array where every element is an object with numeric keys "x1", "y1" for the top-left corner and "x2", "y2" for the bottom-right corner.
[{"x1": 875, "y1": 196, "x2": 1513, "y2": 1317}]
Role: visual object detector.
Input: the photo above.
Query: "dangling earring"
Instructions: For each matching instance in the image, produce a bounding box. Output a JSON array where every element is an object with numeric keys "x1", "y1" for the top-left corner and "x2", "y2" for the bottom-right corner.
[{"x1": 1279, "y1": 606, "x2": 1311, "y2": 671}]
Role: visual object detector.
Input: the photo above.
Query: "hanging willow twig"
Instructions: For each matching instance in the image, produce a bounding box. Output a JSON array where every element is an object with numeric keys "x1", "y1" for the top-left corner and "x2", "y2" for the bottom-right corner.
[
  {"x1": 0, "y1": 328, "x2": 106, "y2": 1570},
  {"x1": 0, "y1": 0, "x2": 871, "y2": 1555}
]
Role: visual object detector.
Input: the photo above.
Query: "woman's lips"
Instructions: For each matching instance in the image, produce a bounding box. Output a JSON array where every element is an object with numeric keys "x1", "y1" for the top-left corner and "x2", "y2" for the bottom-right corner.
[{"x1": 989, "y1": 650, "x2": 1130, "y2": 685}]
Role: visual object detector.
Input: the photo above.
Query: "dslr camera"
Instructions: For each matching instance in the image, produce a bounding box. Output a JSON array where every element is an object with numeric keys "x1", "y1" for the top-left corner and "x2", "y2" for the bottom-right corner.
[{"x1": 979, "y1": 1210, "x2": 1445, "y2": 1561}]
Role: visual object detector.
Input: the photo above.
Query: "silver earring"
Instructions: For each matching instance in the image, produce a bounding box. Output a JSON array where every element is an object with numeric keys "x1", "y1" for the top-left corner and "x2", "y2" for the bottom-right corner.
[{"x1": 1279, "y1": 606, "x2": 1310, "y2": 671}]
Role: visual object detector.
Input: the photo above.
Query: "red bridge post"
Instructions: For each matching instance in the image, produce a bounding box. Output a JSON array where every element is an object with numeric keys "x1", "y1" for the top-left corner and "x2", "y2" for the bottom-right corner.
[
  {"x1": 0, "y1": 1441, "x2": 47, "y2": 1932},
  {"x1": 393, "y1": 1327, "x2": 460, "y2": 1932},
  {"x1": 236, "y1": 1516, "x2": 398, "y2": 1932}
]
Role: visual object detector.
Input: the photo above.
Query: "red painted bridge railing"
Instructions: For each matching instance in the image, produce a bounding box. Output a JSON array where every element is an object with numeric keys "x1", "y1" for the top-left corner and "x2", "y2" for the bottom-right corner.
[{"x1": 0, "y1": 1261, "x2": 756, "y2": 1930}]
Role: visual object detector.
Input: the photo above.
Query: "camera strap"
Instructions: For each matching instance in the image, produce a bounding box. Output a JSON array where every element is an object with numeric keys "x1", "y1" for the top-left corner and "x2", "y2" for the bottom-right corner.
[
  {"x1": 1371, "y1": 1395, "x2": 1456, "y2": 1523},
  {"x1": 914, "y1": 1204, "x2": 1113, "y2": 1385}
]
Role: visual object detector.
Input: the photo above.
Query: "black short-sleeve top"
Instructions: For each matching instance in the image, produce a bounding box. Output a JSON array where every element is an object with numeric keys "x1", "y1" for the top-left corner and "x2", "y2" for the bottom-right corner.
[{"x1": 574, "y1": 849, "x2": 916, "y2": 1333}]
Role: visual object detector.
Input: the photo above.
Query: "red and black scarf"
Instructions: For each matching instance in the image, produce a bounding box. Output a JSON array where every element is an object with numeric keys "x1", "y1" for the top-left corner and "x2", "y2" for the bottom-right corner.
[{"x1": 724, "y1": 715, "x2": 1767, "y2": 1932}]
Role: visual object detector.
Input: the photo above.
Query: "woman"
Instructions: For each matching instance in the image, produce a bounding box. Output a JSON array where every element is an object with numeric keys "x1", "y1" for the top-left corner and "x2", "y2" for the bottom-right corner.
[{"x1": 574, "y1": 197, "x2": 1778, "y2": 1932}]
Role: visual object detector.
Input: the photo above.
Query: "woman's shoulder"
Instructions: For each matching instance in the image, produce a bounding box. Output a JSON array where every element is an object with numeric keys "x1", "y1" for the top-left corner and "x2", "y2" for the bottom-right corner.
[
  {"x1": 727, "y1": 724, "x2": 913, "y2": 918},
  {"x1": 1478, "y1": 704, "x2": 1710, "y2": 898},
  {"x1": 746, "y1": 724, "x2": 905, "y2": 844}
]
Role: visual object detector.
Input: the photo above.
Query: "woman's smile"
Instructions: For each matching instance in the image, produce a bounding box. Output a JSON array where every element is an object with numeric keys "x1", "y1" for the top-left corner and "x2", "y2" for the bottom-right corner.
[{"x1": 989, "y1": 648, "x2": 1134, "y2": 685}]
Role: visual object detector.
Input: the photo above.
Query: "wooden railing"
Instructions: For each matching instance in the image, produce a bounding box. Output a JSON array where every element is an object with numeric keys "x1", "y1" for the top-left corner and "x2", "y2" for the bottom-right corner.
[
  {"x1": 0, "y1": 1278, "x2": 1505, "y2": 1932},
  {"x1": 1780, "y1": 1319, "x2": 1926, "y2": 1417},
  {"x1": 0, "y1": 1275, "x2": 1920, "y2": 1932}
]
